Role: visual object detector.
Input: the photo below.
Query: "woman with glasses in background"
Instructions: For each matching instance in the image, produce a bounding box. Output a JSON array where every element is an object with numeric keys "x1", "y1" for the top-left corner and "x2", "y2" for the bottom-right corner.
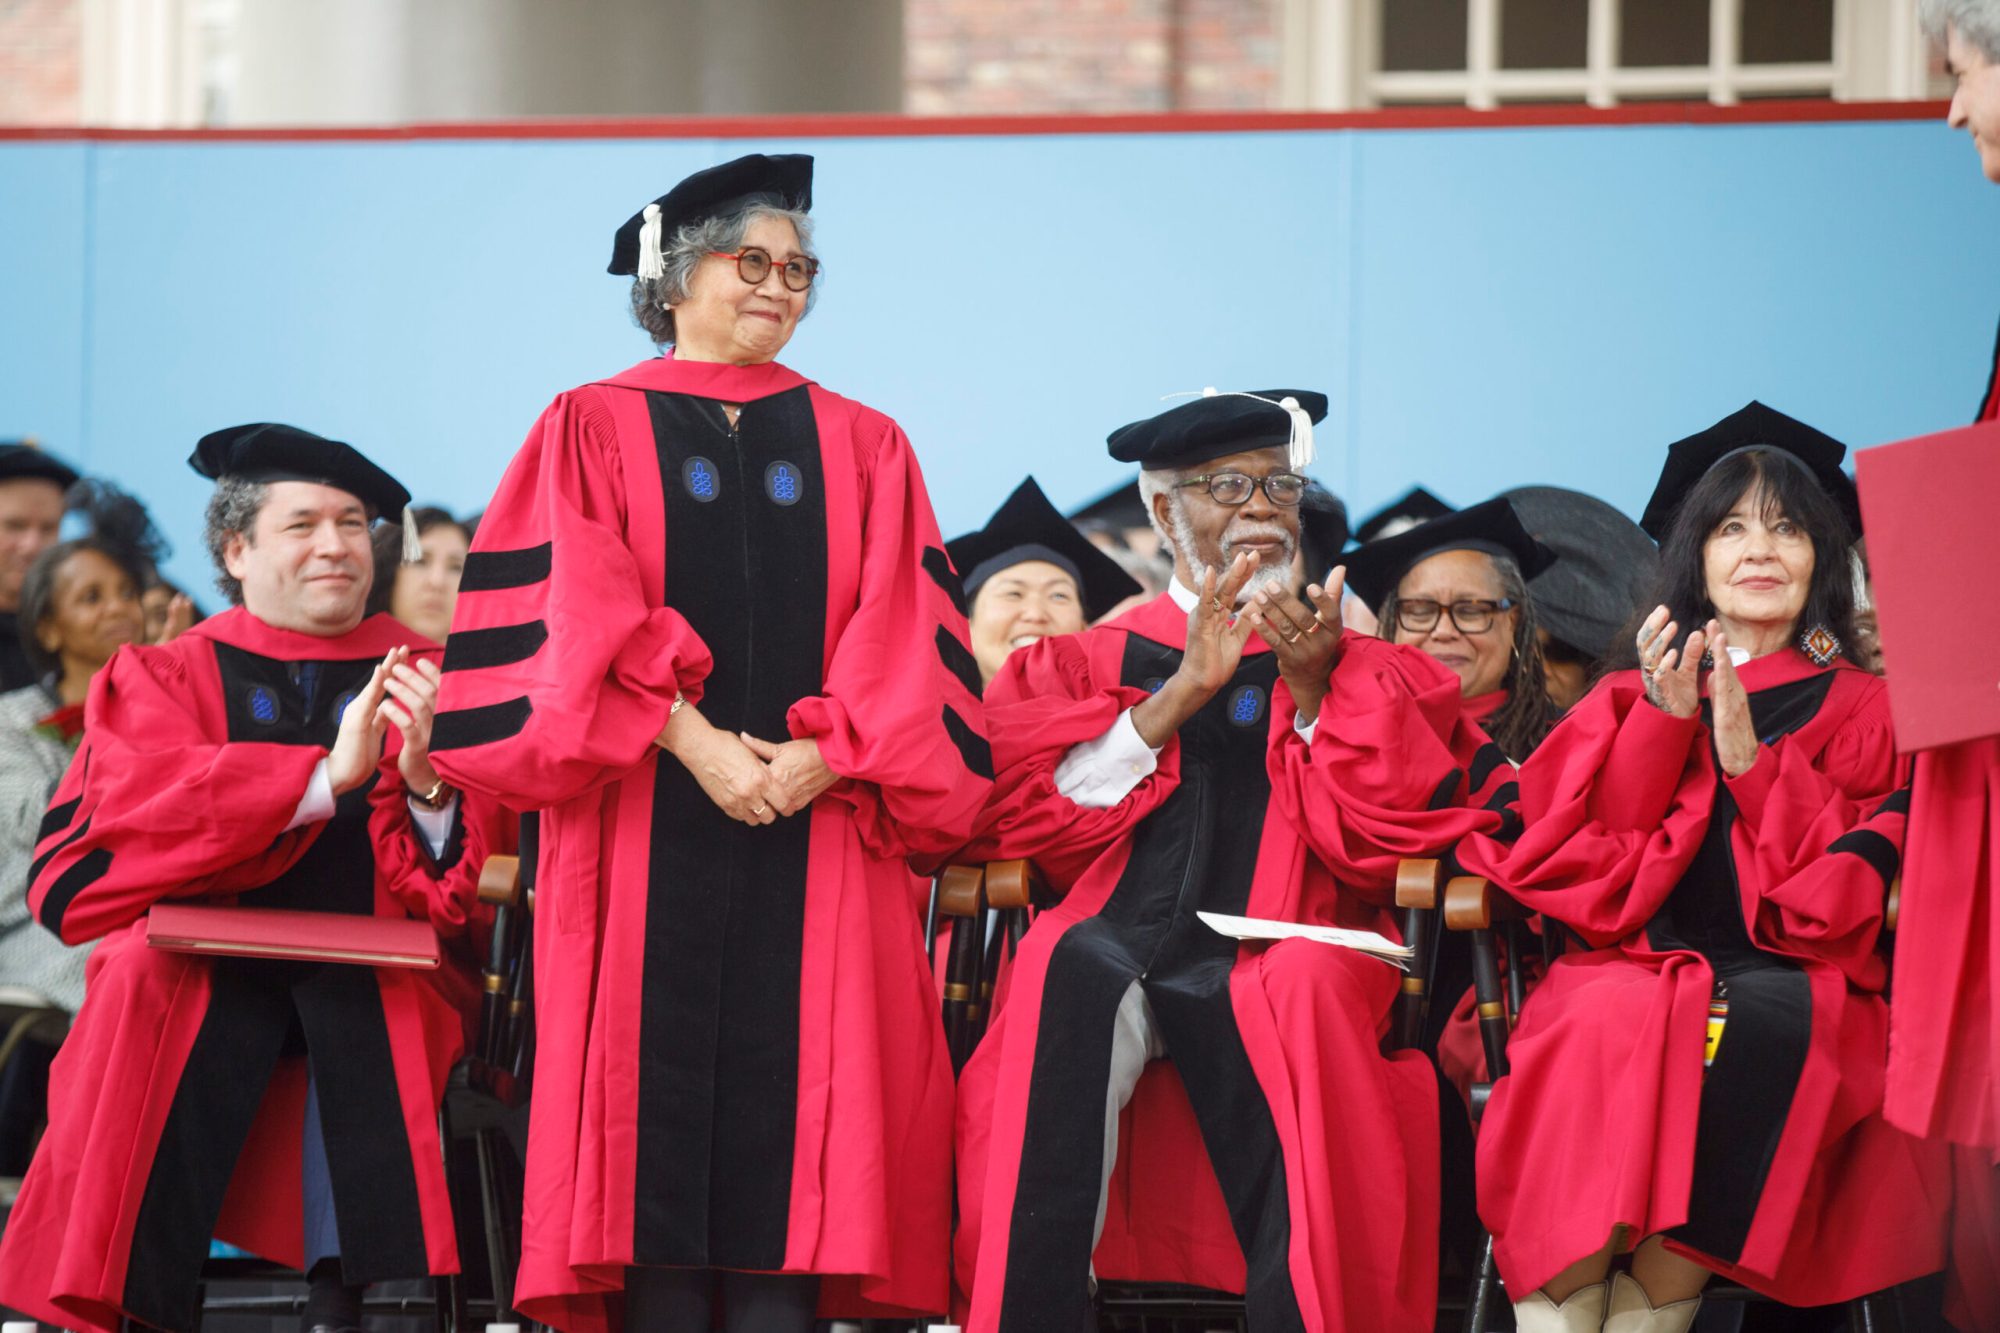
[
  {"x1": 426, "y1": 154, "x2": 989, "y2": 1333},
  {"x1": 1344, "y1": 497, "x2": 1563, "y2": 764}
]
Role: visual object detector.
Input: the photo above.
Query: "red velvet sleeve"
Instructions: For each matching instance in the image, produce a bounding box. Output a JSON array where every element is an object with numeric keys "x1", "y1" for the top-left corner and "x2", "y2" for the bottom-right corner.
[
  {"x1": 1724, "y1": 678, "x2": 1908, "y2": 987},
  {"x1": 429, "y1": 390, "x2": 713, "y2": 809},
  {"x1": 1266, "y1": 636, "x2": 1506, "y2": 904},
  {"x1": 1454, "y1": 673, "x2": 1713, "y2": 948},
  {"x1": 786, "y1": 416, "x2": 992, "y2": 862},
  {"x1": 28, "y1": 644, "x2": 322, "y2": 945},
  {"x1": 952, "y1": 633, "x2": 1182, "y2": 891},
  {"x1": 367, "y1": 734, "x2": 509, "y2": 940}
]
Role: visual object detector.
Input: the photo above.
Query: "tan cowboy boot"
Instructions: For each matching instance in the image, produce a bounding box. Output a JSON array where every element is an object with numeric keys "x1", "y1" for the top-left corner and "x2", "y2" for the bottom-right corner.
[
  {"x1": 1513, "y1": 1281, "x2": 1609, "y2": 1333},
  {"x1": 1602, "y1": 1271, "x2": 1702, "y2": 1333}
]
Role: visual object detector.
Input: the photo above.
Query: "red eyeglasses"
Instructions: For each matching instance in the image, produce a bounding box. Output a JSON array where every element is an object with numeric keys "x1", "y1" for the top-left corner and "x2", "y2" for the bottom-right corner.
[{"x1": 707, "y1": 247, "x2": 820, "y2": 292}]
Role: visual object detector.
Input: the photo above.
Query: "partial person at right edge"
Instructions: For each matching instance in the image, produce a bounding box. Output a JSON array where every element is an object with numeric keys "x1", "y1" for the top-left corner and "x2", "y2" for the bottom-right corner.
[{"x1": 1888, "y1": 7, "x2": 2000, "y2": 1327}]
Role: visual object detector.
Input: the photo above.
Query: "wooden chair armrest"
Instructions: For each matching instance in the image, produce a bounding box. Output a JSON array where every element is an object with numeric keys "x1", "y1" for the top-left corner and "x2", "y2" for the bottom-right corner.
[
  {"x1": 477, "y1": 854, "x2": 522, "y2": 908},
  {"x1": 1442, "y1": 876, "x2": 1531, "y2": 932},
  {"x1": 1395, "y1": 858, "x2": 1445, "y2": 911},
  {"x1": 938, "y1": 864, "x2": 986, "y2": 918},
  {"x1": 1885, "y1": 876, "x2": 1900, "y2": 933},
  {"x1": 984, "y1": 859, "x2": 1045, "y2": 911}
]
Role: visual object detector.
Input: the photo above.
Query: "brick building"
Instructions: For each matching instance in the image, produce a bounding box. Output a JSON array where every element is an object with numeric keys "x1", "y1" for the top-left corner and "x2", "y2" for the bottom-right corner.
[
  {"x1": 0, "y1": 0, "x2": 80, "y2": 125},
  {"x1": 905, "y1": 0, "x2": 1281, "y2": 116},
  {"x1": 0, "y1": 0, "x2": 1950, "y2": 127}
]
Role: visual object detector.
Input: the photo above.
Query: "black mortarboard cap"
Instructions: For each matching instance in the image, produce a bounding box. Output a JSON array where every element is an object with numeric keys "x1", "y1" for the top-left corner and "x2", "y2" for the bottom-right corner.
[
  {"x1": 947, "y1": 477, "x2": 1142, "y2": 622},
  {"x1": 1341, "y1": 496, "x2": 1556, "y2": 610},
  {"x1": 1352, "y1": 486, "x2": 1454, "y2": 545},
  {"x1": 1502, "y1": 485, "x2": 1659, "y2": 661},
  {"x1": 1107, "y1": 389, "x2": 1328, "y2": 472},
  {"x1": 1638, "y1": 401, "x2": 1859, "y2": 540},
  {"x1": 0, "y1": 441, "x2": 79, "y2": 490},
  {"x1": 609, "y1": 153, "x2": 815, "y2": 277},
  {"x1": 189, "y1": 423, "x2": 411, "y2": 522}
]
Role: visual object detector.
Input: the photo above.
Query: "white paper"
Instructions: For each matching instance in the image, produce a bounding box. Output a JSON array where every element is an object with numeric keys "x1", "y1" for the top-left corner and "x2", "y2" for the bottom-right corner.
[{"x1": 1196, "y1": 911, "x2": 1413, "y2": 970}]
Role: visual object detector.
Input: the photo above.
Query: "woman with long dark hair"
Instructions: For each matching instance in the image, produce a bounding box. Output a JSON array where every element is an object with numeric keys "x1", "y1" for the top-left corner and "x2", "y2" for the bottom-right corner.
[{"x1": 1461, "y1": 403, "x2": 1949, "y2": 1332}]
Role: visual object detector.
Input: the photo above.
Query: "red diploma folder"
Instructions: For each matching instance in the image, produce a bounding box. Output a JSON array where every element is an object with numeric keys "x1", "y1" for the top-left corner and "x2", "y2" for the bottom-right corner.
[
  {"x1": 1856, "y1": 421, "x2": 2000, "y2": 752},
  {"x1": 147, "y1": 903, "x2": 441, "y2": 970}
]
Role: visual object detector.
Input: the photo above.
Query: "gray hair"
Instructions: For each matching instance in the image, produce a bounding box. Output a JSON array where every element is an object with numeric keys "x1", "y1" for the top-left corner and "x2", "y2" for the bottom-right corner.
[
  {"x1": 1920, "y1": 0, "x2": 2000, "y2": 60},
  {"x1": 627, "y1": 203, "x2": 819, "y2": 346},
  {"x1": 203, "y1": 476, "x2": 268, "y2": 604},
  {"x1": 1136, "y1": 468, "x2": 1177, "y2": 547}
]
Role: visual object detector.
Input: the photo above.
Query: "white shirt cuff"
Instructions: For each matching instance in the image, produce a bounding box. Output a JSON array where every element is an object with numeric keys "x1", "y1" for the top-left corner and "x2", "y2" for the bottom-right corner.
[
  {"x1": 284, "y1": 759, "x2": 336, "y2": 832},
  {"x1": 1294, "y1": 711, "x2": 1317, "y2": 745},
  {"x1": 407, "y1": 794, "x2": 460, "y2": 859},
  {"x1": 1053, "y1": 708, "x2": 1161, "y2": 809}
]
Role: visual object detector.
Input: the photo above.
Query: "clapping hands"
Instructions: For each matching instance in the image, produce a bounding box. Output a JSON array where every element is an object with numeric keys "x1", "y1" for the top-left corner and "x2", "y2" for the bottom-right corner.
[{"x1": 1634, "y1": 606, "x2": 1760, "y2": 777}]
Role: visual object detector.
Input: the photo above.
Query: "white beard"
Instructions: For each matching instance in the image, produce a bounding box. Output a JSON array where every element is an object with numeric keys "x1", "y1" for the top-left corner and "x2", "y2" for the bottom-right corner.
[{"x1": 1169, "y1": 495, "x2": 1296, "y2": 606}]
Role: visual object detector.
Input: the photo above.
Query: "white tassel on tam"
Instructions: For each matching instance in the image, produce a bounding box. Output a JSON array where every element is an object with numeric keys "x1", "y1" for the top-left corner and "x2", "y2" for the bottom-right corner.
[
  {"x1": 402, "y1": 508, "x2": 424, "y2": 563},
  {"x1": 1160, "y1": 387, "x2": 1315, "y2": 470},
  {"x1": 1278, "y1": 395, "x2": 1315, "y2": 471},
  {"x1": 636, "y1": 202, "x2": 666, "y2": 281}
]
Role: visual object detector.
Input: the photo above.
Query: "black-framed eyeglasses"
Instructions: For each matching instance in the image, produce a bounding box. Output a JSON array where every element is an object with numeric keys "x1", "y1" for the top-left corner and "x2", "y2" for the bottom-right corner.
[
  {"x1": 708, "y1": 247, "x2": 820, "y2": 292},
  {"x1": 1395, "y1": 597, "x2": 1516, "y2": 635},
  {"x1": 1172, "y1": 471, "x2": 1308, "y2": 507}
]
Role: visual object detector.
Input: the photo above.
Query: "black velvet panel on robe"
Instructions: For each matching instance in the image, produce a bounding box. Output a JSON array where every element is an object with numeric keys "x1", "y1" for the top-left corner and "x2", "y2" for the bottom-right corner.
[
  {"x1": 1645, "y1": 670, "x2": 1837, "y2": 1264},
  {"x1": 121, "y1": 643, "x2": 429, "y2": 1325},
  {"x1": 634, "y1": 388, "x2": 828, "y2": 1269},
  {"x1": 999, "y1": 637, "x2": 1308, "y2": 1332}
]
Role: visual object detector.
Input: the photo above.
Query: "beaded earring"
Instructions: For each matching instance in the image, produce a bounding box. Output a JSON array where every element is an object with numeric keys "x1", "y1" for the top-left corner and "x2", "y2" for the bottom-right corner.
[{"x1": 1797, "y1": 623, "x2": 1841, "y2": 667}]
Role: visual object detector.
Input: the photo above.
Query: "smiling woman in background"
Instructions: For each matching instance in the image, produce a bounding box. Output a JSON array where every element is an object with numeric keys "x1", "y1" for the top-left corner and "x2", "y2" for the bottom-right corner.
[
  {"x1": 369, "y1": 504, "x2": 471, "y2": 643},
  {"x1": 947, "y1": 476, "x2": 1141, "y2": 687},
  {"x1": 1344, "y1": 496, "x2": 1563, "y2": 762}
]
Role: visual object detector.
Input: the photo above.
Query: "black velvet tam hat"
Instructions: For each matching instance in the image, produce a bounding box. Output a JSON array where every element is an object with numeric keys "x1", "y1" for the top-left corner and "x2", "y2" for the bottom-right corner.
[
  {"x1": 609, "y1": 153, "x2": 815, "y2": 277},
  {"x1": 948, "y1": 477, "x2": 1142, "y2": 621},
  {"x1": 1502, "y1": 485, "x2": 1659, "y2": 661},
  {"x1": 1107, "y1": 388, "x2": 1328, "y2": 473},
  {"x1": 1638, "y1": 401, "x2": 1859, "y2": 541},
  {"x1": 1352, "y1": 486, "x2": 1454, "y2": 545},
  {"x1": 1341, "y1": 496, "x2": 1556, "y2": 610},
  {"x1": 0, "y1": 441, "x2": 79, "y2": 490},
  {"x1": 190, "y1": 422, "x2": 416, "y2": 559}
]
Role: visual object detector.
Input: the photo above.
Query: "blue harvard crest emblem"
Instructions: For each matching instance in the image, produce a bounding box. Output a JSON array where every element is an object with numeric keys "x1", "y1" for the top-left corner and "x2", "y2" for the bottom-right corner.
[{"x1": 247, "y1": 685, "x2": 280, "y2": 725}]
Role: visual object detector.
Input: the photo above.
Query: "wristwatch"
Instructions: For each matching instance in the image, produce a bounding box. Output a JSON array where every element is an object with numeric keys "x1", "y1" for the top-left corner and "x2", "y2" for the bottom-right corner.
[{"x1": 411, "y1": 776, "x2": 456, "y2": 810}]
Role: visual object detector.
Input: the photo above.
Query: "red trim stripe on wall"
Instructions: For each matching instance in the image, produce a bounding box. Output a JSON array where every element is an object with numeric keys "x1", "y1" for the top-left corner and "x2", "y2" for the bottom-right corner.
[{"x1": 0, "y1": 99, "x2": 1950, "y2": 144}]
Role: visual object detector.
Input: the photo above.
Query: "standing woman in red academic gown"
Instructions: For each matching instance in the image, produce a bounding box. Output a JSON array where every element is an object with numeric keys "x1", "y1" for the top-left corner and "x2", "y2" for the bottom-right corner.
[
  {"x1": 1460, "y1": 403, "x2": 1950, "y2": 1332},
  {"x1": 428, "y1": 154, "x2": 990, "y2": 1333}
]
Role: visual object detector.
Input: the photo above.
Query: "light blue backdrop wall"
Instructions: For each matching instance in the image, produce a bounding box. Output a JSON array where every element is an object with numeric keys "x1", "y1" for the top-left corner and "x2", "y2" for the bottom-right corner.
[{"x1": 2, "y1": 116, "x2": 1994, "y2": 599}]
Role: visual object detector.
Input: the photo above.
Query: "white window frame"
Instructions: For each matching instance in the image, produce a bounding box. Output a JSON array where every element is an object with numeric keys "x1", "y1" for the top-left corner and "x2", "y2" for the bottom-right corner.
[{"x1": 1281, "y1": 0, "x2": 1939, "y2": 111}]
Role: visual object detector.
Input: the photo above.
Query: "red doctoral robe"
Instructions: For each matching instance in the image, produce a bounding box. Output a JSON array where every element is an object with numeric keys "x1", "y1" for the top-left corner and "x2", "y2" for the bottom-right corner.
[
  {"x1": 427, "y1": 354, "x2": 989, "y2": 1331},
  {"x1": 951, "y1": 600, "x2": 1503, "y2": 1332},
  {"x1": 1878, "y1": 331, "x2": 2000, "y2": 1329},
  {"x1": 1456, "y1": 653, "x2": 1951, "y2": 1305},
  {"x1": 0, "y1": 609, "x2": 495, "y2": 1333}
]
